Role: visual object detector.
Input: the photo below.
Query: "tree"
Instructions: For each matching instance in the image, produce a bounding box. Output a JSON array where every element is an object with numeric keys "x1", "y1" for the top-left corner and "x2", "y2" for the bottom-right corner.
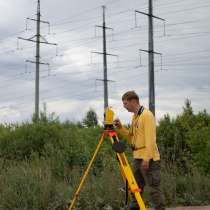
[
  {"x1": 82, "y1": 109, "x2": 98, "y2": 127},
  {"x1": 157, "y1": 100, "x2": 210, "y2": 174}
]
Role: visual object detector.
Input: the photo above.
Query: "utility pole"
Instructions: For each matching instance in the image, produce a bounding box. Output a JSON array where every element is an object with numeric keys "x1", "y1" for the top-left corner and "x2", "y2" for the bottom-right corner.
[
  {"x1": 35, "y1": 0, "x2": 41, "y2": 121},
  {"x1": 18, "y1": 0, "x2": 57, "y2": 120},
  {"x1": 91, "y1": 6, "x2": 117, "y2": 111},
  {"x1": 102, "y1": 5, "x2": 108, "y2": 109},
  {"x1": 148, "y1": 0, "x2": 155, "y2": 115},
  {"x1": 135, "y1": 1, "x2": 165, "y2": 116}
]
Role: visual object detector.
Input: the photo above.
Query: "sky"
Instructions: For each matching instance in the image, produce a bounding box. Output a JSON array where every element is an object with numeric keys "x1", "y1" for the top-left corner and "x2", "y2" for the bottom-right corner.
[{"x1": 0, "y1": 0, "x2": 210, "y2": 124}]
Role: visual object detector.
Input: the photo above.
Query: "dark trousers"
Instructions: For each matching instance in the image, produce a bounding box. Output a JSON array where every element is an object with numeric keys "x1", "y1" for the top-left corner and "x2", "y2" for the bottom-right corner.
[{"x1": 131, "y1": 159, "x2": 165, "y2": 210}]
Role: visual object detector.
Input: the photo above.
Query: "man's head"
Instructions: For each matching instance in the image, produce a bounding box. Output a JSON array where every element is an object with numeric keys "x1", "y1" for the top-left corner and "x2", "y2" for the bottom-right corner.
[{"x1": 122, "y1": 91, "x2": 140, "y2": 113}]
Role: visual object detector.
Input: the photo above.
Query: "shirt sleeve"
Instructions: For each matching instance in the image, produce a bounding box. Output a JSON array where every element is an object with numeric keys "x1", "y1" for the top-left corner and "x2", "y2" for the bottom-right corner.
[
  {"x1": 117, "y1": 126, "x2": 132, "y2": 144},
  {"x1": 143, "y1": 112, "x2": 156, "y2": 161}
]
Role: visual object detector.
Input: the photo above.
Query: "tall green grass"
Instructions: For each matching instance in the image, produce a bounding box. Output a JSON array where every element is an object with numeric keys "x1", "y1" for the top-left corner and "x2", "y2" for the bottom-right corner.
[{"x1": 0, "y1": 103, "x2": 210, "y2": 209}]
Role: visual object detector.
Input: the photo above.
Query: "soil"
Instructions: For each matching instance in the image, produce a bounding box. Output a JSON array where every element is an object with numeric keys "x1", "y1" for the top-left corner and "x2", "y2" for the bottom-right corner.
[
  {"x1": 168, "y1": 207, "x2": 210, "y2": 210},
  {"x1": 148, "y1": 206, "x2": 210, "y2": 210}
]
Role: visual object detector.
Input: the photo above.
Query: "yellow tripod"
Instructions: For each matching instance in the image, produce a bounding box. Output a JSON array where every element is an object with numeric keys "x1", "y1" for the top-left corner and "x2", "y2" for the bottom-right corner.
[{"x1": 68, "y1": 108, "x2": 147, "y2": 210}]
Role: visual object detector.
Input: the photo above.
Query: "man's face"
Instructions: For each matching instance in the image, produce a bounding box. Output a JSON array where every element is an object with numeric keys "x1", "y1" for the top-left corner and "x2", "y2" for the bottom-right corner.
[{"x1": 123, "y1": 99, "x2": 136, "y2": 112}]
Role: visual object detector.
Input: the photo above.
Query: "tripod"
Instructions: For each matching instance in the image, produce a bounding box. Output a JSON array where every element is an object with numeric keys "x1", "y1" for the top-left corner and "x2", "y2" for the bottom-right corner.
[{"x1": 68, "y1": 108, "x2": 147, "y2": 210}]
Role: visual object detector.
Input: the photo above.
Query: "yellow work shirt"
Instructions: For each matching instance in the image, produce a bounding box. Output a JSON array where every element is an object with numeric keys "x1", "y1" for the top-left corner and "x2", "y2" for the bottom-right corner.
[{"x1": 118, "y1": 107, "x2": 160, "y2": 161}]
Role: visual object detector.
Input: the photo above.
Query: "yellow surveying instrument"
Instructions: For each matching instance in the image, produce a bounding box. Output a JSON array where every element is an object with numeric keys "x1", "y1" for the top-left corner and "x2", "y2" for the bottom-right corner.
[{"x1": 68, "y1": 107, "x2": 147, "y2": 210}]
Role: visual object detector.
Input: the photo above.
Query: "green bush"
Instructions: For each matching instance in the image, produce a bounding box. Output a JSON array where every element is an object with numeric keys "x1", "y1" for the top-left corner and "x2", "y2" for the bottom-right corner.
[{"x1": 0, "y1": 103, "x2": 210, "y2": 209}]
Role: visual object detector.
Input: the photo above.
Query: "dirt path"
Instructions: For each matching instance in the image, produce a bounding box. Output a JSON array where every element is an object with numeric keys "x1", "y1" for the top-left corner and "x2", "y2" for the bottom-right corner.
[
  {"x1": 148, "y1": 206, "x2": 210, "y2": 210},
  {"x1": 167, "y1": 207, "x2": 210, "y2": 210}
]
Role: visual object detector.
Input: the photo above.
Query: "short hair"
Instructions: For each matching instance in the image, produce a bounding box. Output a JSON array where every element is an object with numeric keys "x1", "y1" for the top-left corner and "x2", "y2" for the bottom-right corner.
[{"x1": 122, "y1": 91, "x2": 139, "y2": 101}]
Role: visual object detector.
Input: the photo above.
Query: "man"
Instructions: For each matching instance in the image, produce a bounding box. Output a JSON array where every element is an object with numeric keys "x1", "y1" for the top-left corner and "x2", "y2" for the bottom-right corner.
[{"x1": 114, "y1": 91, "x2": 165, "y2": 210}]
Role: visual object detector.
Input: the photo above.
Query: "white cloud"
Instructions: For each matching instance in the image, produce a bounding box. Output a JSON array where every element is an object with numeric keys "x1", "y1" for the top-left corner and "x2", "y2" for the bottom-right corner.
[{"x1": 0, "y1": 0, "x2": 210, "y2": 124}]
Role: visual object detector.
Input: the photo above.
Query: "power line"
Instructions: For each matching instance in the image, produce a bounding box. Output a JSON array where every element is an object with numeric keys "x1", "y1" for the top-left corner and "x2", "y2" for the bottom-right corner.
[
  {"x1": 159, "y1": 3, "x2": 210, "y2": 16},
  {"x1": 1, "y1": 1, "x2": 210, "y2": 122},
  {"x1": 0, "y1": 61, "x2": 208, "y2": 116},
  {"x1": 1, "y1": 10, "x2": 210, "y2": 56}
]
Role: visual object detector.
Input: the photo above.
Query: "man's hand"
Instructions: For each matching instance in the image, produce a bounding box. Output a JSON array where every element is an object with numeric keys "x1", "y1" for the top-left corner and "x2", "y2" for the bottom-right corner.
[
  {"x1": 113, "y1": 118, "x2": 122, "y2": 129},
  {"x1": 141, "y1": 160, "x2": 150, "y2": 171}
]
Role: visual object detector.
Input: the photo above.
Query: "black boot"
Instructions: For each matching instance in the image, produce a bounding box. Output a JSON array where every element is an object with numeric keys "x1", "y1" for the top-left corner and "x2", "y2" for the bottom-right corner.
[
  {"x1": 130, "y1": 207, "x2": 139, "y2": 210},
  {"x1": 130, "y1": 200, "x2": 140, "y2": 210}
]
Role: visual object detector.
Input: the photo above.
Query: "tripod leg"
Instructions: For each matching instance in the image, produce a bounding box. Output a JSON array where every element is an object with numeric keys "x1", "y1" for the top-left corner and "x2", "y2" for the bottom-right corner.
[
  {"x1": 117, "y1": 153, "x2": 146, "y2": 210},
  {"x1": 108, "y1": 132, "x2": 147, "y2": 210},
  {"x1": 68, "y1": 134, "x2": 105, "y2": 210}
]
